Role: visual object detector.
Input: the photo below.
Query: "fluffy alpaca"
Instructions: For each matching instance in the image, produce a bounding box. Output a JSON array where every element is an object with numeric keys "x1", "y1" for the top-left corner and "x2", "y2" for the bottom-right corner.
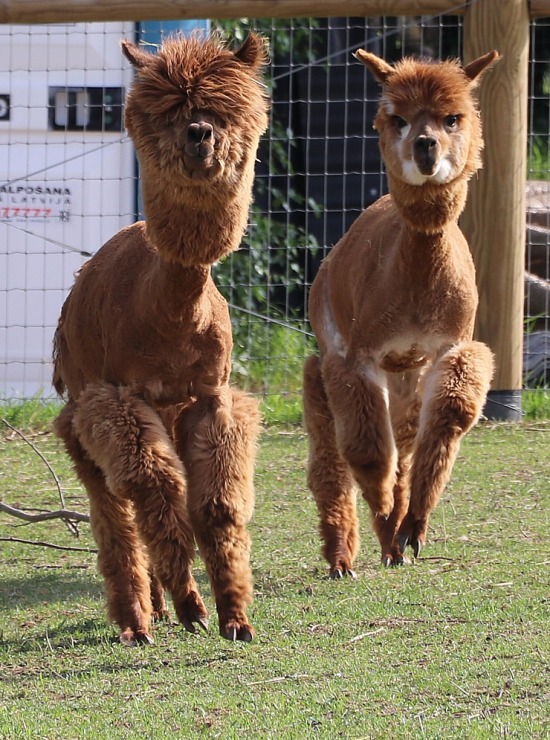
[
  {"x1": 303, "y1": 49, "x2": 499, "y2": 574},
  {"x1": 52, "y1": 34, "x2": 269, "y2": 645}
]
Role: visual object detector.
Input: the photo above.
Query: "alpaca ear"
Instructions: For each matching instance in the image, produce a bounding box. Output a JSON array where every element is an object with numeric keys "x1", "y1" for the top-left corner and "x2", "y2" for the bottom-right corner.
[
  {"x1": 353, "y1": 49, "x2": 394, "y2": 85},
  {"x1": 233, "y1": 33, "x2": 269, "y2": 68},
  {"x1": 121, "y1": 40, "x2": 152, "y2": 69},
  {"x1": 463, "y1": 50, "x2": 500, "y2": 84}
]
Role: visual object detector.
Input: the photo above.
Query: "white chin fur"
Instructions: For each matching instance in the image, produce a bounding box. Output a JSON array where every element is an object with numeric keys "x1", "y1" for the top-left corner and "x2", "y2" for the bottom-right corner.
[{"x1": 402, "y1": 158, "x2": 455, "y2": 186}]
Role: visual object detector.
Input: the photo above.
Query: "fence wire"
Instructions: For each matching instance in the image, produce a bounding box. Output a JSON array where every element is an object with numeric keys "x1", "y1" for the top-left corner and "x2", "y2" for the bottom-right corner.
[{"x1": 0, "y1": 13, "x2": 548, "y2": 406}]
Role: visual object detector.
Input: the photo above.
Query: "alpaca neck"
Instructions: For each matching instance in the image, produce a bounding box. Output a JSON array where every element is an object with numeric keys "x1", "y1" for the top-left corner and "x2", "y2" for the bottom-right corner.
[
  {"x1": 140, "y1": 155, "x2": 255, "y2": 267},
  {"x1": 387, "y1": 171, "x2": 469, "y2": 235},
  {"x1": 142, "y1": 254, "x2": 211, "y2": 323}
]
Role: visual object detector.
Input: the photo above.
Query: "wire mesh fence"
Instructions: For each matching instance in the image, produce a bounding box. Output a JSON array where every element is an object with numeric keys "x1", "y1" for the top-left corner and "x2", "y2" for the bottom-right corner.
[
  {"x1": 526, "y1": 17, "x2": 550, "y2": 389},
  {"x1": 0, "y1": 13, "x2": 548, "y2": 409}
]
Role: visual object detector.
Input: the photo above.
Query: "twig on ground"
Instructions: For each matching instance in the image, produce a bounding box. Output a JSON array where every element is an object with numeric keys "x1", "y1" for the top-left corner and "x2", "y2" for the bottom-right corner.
[
  {"x1": 0, "y1": 535, "x2": 97, "y2": 553},
  {"x1": 0, "y1": 500, "x2": 89, "y2": 524},
  {"x1": 243, "y1": 674, "x2": 311, "y2": 686},
  {"x1": 344, "y1": 627, "x2": 386, "y2": 644},
  {"x1": 1, "y1": 417, "x2": 80, "y2": 536}
]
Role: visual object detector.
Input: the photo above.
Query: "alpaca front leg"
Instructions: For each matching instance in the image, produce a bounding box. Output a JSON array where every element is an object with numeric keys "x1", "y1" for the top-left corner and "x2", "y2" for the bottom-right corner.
[
  {"x1": 372, "y1": 455, "x2": 412, "y2": 567},
  {"x1": 303, "y1": 355, "x2": 359, "y2": 579},
  {"x1": 374, "y1": 384, "x2": 421, "y2": 567},
  {"x1": 321, "y1": 353, "x2": 397, "y2": 519},
  {"x1": 397, "y1": 341, "x2": 494, "y2": 557},
  {"x1": 176, "y1": 389, "x2": 260, "y2": 642},
  {"x1": 72, "y1": 383, "x2": 208, "y2": 638},
  {"x1": 55, "y1": 402, "x2": 154, "y2": 646}
]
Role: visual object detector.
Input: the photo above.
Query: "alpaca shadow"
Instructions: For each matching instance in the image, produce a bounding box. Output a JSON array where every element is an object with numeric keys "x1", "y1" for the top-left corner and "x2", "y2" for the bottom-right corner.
[
  {"x1": 0, "y1": 570, "x2": 102, "y2": 610},
  {"x1": 1, "y1": 568, "x2": 211, "y2": 612}
]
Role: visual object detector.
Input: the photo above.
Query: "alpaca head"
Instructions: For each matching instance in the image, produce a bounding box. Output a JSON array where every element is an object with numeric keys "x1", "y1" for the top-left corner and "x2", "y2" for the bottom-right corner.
[
  {"x1": 354, "y1": 50, "x2": 499, "y2": 189},
  {"x1": 121, "y1": 34, "x2": 269, "y2": 191}
]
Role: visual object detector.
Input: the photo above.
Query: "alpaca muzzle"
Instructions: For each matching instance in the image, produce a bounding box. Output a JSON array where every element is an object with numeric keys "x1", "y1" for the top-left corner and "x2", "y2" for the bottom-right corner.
[
  {"x1": 413, "y1": 134, "x2": 440, "y2": 175},
  {"x1": 183, "y1": 121, "x2": 218, "y2": 175}
]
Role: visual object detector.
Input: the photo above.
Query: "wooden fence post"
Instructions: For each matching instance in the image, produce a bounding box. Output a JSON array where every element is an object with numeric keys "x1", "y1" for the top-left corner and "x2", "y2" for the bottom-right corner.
[{"x1": 462, "y1": 0, "x2": 530, "y2": 420}]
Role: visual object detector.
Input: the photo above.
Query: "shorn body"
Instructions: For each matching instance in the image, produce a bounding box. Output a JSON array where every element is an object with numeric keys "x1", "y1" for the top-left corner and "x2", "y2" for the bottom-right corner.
[
  {"x1": 304, "y1": 49, "x2": 499, "y2": 574},
  {"x1": 53, "y1": 34, "x2": 269, "y2": 644}
]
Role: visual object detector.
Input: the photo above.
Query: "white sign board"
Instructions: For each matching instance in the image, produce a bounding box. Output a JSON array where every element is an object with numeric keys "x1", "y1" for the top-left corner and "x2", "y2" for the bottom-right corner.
[{"x1": 0, "y1": 22, "x2": 137, "y2": 398}]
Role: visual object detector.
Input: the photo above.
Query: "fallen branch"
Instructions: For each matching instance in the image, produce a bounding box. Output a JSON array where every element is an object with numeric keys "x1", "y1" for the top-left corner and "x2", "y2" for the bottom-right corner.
[
  {"x1": 0, "y1": 535, "x2": 97, "y2": 553},
  {"x1": 1, "y1": 417, "x2": 80, "y2": 536},
  {"x1": 0, "y1": 500, "x2": 89, "y2": 524}
]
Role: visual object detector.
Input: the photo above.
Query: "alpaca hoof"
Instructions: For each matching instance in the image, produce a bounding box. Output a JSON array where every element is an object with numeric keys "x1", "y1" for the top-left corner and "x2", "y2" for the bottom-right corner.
[
  {"x1": 393, "y1": 553, "x2": 412, "y2": 566},
  {"x1": 220, "y1": 620, "x2": 255, "y2": 643},
  {"x1": 181, "y1": 616, "x2": 209, "y2": 634},
  {"x1": 197, "y1": 617, "x2": 209, "y2": 632},
  {"x1": 152, "y1": 608, "x2": 170, "y2": 623},
  {"x1": 396, "y1": 531, "x2": 424, "y2": 559},
  {"x1": 412, "y1": 538, "x2": 423, "y2": 558},
  {"x1": 330, "y1": 567, "x2": 357, "y2": 580},
  {"x1": 174, "y1": 591, "x2": 209, "y2": 634},
  {"x1": 119, "y1": 628, "x2": 155, "y2": 647},
  {"x1": 396, "y1": 514, "x2": 427, "y2": 558},
  {"x1": 381, "y1": 553, "x2": 411, "y2": 567}
]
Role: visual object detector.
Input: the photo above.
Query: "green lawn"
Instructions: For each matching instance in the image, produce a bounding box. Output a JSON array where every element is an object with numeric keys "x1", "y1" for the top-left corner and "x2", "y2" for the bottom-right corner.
[{"x1": 0, "y1": 421, "x2": 549, "y2": 739}]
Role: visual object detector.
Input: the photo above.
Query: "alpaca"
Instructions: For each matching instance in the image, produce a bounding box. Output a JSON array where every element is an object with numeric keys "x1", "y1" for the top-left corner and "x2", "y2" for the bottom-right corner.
[
  {"x1": 52, "y1": 34, "x2": 269, "y2": 645},
  {"x1": 303, "y1": 49, "x2": 499, "y2": 574}
]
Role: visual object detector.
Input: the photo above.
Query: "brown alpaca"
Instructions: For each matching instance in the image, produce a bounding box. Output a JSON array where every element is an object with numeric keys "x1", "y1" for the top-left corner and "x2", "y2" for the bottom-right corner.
[
  {"x1": 303, "y1": 50, "x2": 499, "y2": 574},
  {"x1": 52, "y1": 34, "x2": 269, "y2": 645}
]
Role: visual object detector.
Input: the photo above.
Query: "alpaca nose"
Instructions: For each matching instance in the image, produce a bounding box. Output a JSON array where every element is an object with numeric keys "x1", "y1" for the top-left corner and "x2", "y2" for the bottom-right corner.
[
  {"x1": 185, "y1": 121, "x2": 215, "y2": 161},
  {"x1": 187, "y1": 122, "x2": 214, "y2": 145},
  {"x1": 413, "y1": 134, "x2": 439, "y2": 171},
  {"x1": 414, "y1": 135, "x2": 437, "y2": 154}
]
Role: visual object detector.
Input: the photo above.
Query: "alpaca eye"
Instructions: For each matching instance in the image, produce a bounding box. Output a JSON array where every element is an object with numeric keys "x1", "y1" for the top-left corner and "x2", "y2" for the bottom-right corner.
[
  {"x1": 393, "y1": 116, "x2": 408, "y2": 130},
  {"x1": 445, "y1": 114, "x2": 460, "y2": 128}
]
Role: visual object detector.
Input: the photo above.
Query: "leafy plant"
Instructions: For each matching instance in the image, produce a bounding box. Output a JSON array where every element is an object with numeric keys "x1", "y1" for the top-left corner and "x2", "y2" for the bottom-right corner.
[
  {"x1": 211, "y1": 17, "x2": 321, "y2": 396},
  {"x1": 528, "y1": 136, "x2": 550, "y2": 180}
]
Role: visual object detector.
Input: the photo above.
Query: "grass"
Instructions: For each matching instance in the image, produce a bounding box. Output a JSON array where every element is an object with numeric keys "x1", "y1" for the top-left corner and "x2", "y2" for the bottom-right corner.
[
  {"x1": 0, "y1": 417, "x2": 549, "y2": 739},
  {"x1": 2, "y1": 385, "x2": 548, "y2": 432},
  {"x1": 0, "y1": 396, "x2": 60, "y2": 430},
  {"x1": 522, "y1": 388, "x2": 550, "y2": 420}
]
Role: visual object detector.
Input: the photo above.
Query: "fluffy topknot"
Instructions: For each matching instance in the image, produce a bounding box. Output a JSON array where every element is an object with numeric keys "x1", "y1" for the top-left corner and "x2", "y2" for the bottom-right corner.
[{"x1": 122, "y1": 33, "x2": 269, "y2": 130}]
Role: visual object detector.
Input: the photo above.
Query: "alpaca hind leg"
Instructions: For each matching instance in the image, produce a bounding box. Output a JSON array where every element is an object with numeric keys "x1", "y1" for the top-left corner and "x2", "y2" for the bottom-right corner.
[
  {"x1": 54, "y1": 402, "x2": 153, "y2": 645},
  {"x1": 149, "y1": 570, "x2": 169, "y2": 622},
  {"x1": 397, "y1": 341, "x2": 494, "y2": 557},
  {"x1": 321, "y1": 353, "x2": 396, "y2": 519},
  {"x1": 303, "y1": 355, "x2": 359, "y2": 579},
  {"x1": 176, "y1": 390, "x2": 260, "y2": 642},
  {"x1": 72, "y1": 383, "x2": 208, "y2": 635}
]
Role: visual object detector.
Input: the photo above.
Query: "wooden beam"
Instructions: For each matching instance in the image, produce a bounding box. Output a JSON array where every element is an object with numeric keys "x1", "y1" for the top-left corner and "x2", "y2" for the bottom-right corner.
[
  {"x1": 0, "y1": 0, "x2": 467, "y2": 25},
  {"x1": 461, "y1": 0, "x2": 529, "y2": 413},
  {"x1": 2, "y1": 1, "x2": 549, "y2": 30},
  {"x1": 529, "y1": 0, "x2": 550, "y2": 17}
]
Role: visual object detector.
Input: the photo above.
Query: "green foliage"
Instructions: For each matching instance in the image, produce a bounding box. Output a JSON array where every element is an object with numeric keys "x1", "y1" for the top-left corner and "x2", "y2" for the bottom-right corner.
[
  {"x1": 213, "y1": 204, "x2": 318, "y2": 313},
  {"x1": 230, "y1": 319, "x2": 312, "y2": 389},
  {"x1": 226, "y1": 315, "x2": 314, "y2": 424},
  {"x1": 213, "y1": 17, "x2": 320, "y2": 58},
  {"x1": 211, "y1": 17, "x2": 320, "y2": 376},
  {"x1": 528, "y1": 136, "x2": 549, "y2": 180}
]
